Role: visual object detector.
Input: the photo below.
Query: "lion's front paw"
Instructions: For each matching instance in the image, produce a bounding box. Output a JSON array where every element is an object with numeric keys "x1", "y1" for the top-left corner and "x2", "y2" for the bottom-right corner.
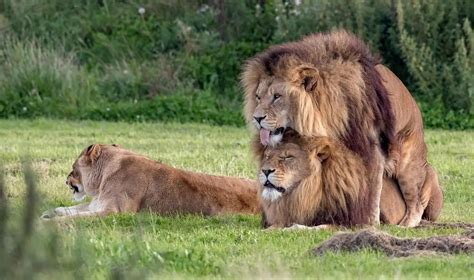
[{"x1": 284, "y1": 224, "x2": 332, "y2": 231}]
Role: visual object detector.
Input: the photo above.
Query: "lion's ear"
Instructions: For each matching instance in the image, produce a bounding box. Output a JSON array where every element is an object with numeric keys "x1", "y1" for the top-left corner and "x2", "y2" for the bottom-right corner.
[
  {"x1": 85, "y1": 144, "x2": 102, "y2": 163},
  {"x1": 295, "y1": 65, "x2": 319, "y2": 92},
  {"x1": 315, "y1": 144, "x2": 331, "y2": 162}
]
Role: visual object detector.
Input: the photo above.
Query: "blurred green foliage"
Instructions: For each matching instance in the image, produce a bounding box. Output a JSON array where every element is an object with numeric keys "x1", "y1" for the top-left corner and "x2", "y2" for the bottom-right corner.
[{"x1": 0, "y1": 0, "x2": 472, "y2": 128}]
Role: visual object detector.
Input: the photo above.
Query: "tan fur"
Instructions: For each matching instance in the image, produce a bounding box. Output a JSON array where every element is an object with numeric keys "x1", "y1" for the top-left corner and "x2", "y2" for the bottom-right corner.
[
  {"x1": 256, "y1": 132, "x2": 442, "y2": 228},
  {"x1": 376, "y1": 64, "x2": 443, "y2": 226},
  {"x1": 257, "y1": 133, "x2": 371, "y2": 228},
  {"x1": 41, "y1": 144, "x2": 260, "y2": 219},
  {"x1": 379, "y1": 163, "x2": 443, "y2": 225},
  {"x1": 242, "y1": 30, "x2": 395, "y2": 225},
  {"x1": 242, "y1": 30, "x2": 442, "y2": 227}
]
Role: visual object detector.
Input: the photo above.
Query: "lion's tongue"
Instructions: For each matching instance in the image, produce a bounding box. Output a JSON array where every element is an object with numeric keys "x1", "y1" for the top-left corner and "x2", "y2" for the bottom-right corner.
[{"x1": 260, "y1": 129, "x2": 271, "y2": 146}]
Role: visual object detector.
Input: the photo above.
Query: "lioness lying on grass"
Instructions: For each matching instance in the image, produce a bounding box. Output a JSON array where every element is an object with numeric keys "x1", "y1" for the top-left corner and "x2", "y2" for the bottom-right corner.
[{"x1": 41, "y1": 144, "x2": 260, "y2": 219}]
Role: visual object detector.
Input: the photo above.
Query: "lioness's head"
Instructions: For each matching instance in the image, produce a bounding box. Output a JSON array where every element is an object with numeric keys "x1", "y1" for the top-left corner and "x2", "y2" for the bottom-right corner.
[
  {"x1": 258, "y1": 134, "x2": 330, "y2": 202},
  {"x1": 66, "y1": 144, "x2": 121, "y2": 201}
]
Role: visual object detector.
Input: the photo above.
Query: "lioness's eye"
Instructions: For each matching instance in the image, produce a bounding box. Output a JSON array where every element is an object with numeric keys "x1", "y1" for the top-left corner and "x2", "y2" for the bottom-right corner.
[
  {"x1": 256, "y1": 95, "x2": 261, "y2": 101},
  {"x1": 273, "y1": 93, "x2": 281, "y2": 100}
]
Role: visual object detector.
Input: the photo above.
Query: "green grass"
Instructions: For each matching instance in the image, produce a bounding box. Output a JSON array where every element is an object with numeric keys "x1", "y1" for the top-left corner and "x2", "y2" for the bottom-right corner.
[{"x1": 1, "y1": 119, "x2": 473, "y2": 278}]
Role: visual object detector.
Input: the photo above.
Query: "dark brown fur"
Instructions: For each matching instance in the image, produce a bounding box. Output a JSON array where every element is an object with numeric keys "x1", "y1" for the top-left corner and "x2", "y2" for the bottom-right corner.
[{"x1": 256, "y1": 31, "x2": 395, "y2": 163}]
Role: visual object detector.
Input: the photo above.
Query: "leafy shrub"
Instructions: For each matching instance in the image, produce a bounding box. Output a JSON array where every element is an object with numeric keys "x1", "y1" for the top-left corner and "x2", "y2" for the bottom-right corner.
[
  {"x1": 0, "y1": 39, "x2": 98, "y2": 118},
  {"x1": 83, "y1": 89, "x2": 244, "y2": 126},
  {"x1": 397, "y1": 0, "x2": 473, "y2": 114},
  {"x1": 0, "y1": 0, "x2": 472, "y2": 128}
]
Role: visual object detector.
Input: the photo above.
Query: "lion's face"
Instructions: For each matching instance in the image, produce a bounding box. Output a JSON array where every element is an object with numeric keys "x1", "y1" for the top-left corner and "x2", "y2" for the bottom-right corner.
[
  {"x1": 252, "y1": 78, "x2": 298, "y2": 146},
  {"x1": 243, "y1": 60, "x2": 327, "y2": 147},
  {"x1": 259, "y1": 142, "x2": 315, "y2": 201}
]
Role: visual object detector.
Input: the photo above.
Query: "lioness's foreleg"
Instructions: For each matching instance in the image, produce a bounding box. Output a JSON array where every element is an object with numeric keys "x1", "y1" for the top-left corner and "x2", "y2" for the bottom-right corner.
[
  {"x1": 41, "y1": 203, "x2": 90, "y2": 219},
  {"x1": 41, "y1": 199, "x2": 116, "y2": 220}
]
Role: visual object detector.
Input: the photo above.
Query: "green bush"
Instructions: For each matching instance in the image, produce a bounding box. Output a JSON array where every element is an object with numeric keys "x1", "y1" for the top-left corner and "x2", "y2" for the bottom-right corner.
[
  {"x1": 396, "y1": 0, "x2": 474, "y2": 122},
  {"x1": 83, "y1": 89, "x2": 244, "y2": 126},
  {"x1": 0, "y1": 0, "x2": 472, "y2": 128},
  {"x1": 0, "y1": 39, "x2": 98, "y2": 118}
]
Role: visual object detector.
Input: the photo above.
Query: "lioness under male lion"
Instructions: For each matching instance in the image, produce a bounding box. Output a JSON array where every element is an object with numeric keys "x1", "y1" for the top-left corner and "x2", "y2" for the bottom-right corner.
[
  {"x1": 254, "y1": 131, "x2": 442, "y2": 229},
  {"x1": 242, "y1": 30, "x2": 440, "y2": 227},
  {"x1": 41, "y1": 144, "x2": 260, "y2": 219}
]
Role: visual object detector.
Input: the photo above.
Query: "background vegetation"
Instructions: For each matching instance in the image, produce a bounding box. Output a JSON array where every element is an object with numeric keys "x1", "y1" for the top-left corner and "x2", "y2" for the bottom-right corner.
[
  {"x1": 1, "y1": 119, "x2": 473, "y2": 278},
  {"x1": 0, "y1": 0, "x2": 473, "y2": 128}
]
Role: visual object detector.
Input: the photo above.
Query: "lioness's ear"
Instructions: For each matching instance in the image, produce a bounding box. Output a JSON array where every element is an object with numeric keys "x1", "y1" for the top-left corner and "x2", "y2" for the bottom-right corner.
[
  {"x1": 296, "y1": 65, "x2": 319, "y2": 92},
  {"x1": 85, "y1": 144, "x2": 101, "y2": 163}
]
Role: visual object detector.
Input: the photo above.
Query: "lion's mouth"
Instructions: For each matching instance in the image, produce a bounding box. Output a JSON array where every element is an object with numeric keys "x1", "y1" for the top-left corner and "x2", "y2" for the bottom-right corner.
[
  {"x1": 260, "y1": 127, "x2": 285, "y2": 146},
  {"x1": 264, "y1": 180, "x2": 286, "y2": 193},
  {"x1": 272, "y1": 127, "x2": 285, "y2": 136}
]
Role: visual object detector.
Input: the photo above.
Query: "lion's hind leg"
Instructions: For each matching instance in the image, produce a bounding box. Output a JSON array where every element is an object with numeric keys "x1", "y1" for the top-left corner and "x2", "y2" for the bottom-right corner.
[
  {"x1": 422, "y1": 165, "x2": 443, "y2": 221},
  {"x1": 396, "y1": 140, "x2": 427, "y2": 227}
]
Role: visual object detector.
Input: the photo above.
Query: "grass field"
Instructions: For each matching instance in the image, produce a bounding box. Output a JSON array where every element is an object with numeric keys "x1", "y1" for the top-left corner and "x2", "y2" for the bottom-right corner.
[{"x1": 1, "y1": 119, "x2": 473, "y2": 278}]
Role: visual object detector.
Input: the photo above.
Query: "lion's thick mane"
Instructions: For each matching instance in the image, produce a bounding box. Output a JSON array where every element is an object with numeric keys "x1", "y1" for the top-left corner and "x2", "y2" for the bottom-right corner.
[
  {"x1": 242, "y1": 30, "x2": 394, "y2": 163},
  {"x1": 260, "y1": 132, "x2": 371, "y2": 228}
]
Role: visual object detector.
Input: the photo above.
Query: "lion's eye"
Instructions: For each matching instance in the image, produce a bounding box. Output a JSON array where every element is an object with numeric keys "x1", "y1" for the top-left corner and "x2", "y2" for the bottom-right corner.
[
  {"x1": 256, "y1": 95, "x2": 261, "y2": 101},
  {"x1": 283, "y1": 155, "x2": 294, "y2": 161},
  {"x1": 273, "y1": 94, "x2": 281, "y2": 100}
]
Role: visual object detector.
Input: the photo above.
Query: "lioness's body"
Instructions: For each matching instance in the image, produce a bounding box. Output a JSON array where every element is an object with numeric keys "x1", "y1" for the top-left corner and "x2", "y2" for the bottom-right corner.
[{"x1": 42, "y1": 144, "x2": 260, "y2": 219}]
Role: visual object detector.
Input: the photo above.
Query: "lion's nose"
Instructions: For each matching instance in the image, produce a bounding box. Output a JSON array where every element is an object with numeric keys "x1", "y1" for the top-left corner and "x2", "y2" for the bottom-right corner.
[
  {"x1": 254, "y1": 115, "x2": 266, "y2": 124},
  {"x1": 262, "y1": 169, "x2": 275, "y2": 176}
]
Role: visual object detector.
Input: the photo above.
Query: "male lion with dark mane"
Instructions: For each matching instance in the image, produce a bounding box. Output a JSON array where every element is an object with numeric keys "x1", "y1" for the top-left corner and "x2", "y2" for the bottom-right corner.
[
  {"x1": 242, "y1": 30, "x2": 440, "y2": 227},
  {"x1": 255, "y1": 131, "x2": 442, "y2": 229},
  {"x1": 41, "y1": 144, "x2": 260, "y2": 219}
]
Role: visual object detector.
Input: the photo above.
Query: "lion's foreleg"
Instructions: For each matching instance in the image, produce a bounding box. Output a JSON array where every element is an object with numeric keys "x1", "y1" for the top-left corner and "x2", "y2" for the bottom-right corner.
[{"x1": 283, "y1": 224, "x2": 336, "y2": 231}]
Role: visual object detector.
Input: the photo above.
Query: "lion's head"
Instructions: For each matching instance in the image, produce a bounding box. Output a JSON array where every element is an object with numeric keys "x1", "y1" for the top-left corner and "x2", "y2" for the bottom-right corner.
[
  {"x1": 242, "y1": 30, "x2": 394, "y2": 161},
  {"x1": 257, "y1": 131, "x2": 371, "y2": 227},
  {"x1": 258, "y1": 137, "x2": 321, "y2": 202}
]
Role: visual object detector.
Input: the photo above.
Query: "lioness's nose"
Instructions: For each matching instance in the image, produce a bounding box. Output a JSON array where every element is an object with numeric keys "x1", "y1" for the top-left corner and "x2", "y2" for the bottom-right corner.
[
  {"x1": 254, "y1": 115, "x2": 266, "y2": 124},
  {"x1": 262, "y1": 169, "x2": 275, "y2": 176}
]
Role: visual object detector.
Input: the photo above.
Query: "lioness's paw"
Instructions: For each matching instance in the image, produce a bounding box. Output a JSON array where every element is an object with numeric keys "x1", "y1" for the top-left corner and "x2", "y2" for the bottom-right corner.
[{"x1": 40, "y1": 210, "x2": 57, "y2": 220}]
